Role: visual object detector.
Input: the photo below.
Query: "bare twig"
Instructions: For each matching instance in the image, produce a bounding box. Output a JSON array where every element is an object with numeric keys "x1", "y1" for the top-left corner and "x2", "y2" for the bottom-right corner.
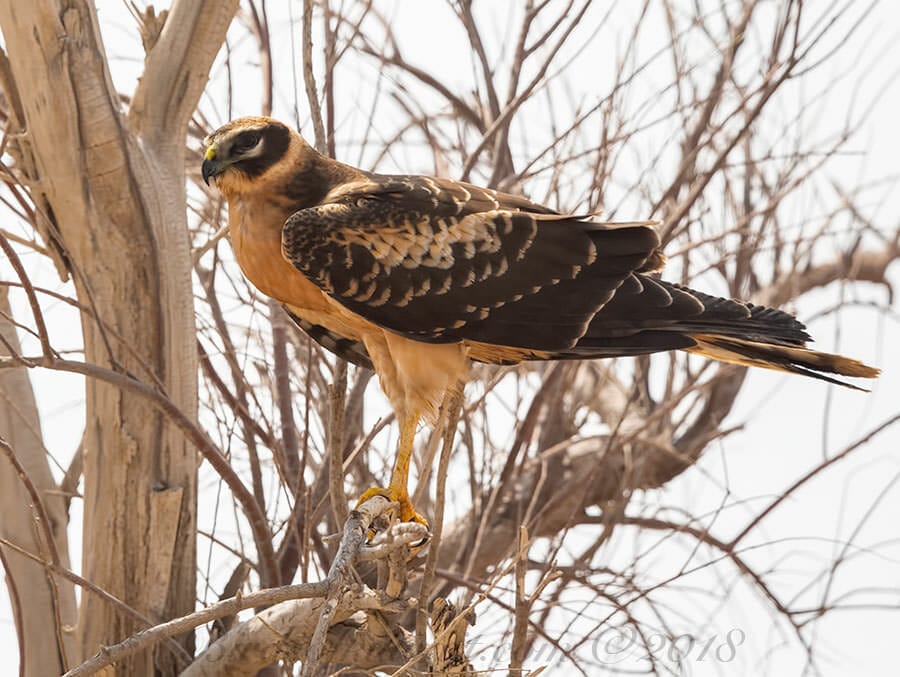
[
  {"x1": 65, "y1": 582, "x2": 329, "y2": 677},
  {"x1": 302, "y1": 0, "x2": 328, "y2": 154},
  {"x1": 0, "y1": 537, "x2": 191, "y2": 667},
  {"x1": 416, "y1": 385, "x2": 463, "y2": 660},
  {"x1": 328, "y1": 359, "x2": 349, "y2": 526}
]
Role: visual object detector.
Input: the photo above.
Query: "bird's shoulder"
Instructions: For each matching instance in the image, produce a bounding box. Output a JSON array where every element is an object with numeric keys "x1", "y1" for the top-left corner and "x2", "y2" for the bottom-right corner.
[{"x1": 318, "y1": 172, "x2": 559, "y2": 219}]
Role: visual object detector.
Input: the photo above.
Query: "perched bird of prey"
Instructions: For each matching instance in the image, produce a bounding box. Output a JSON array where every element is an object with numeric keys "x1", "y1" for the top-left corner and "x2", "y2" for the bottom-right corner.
[{"x1": 202, "y1": 116, "x2": 878, "y2": 527}]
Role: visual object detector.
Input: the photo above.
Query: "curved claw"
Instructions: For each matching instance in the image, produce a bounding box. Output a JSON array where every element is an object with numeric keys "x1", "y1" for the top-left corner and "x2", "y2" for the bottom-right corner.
[{"x1": 355, "y1": 486, "x2": 430, "y2": 542}]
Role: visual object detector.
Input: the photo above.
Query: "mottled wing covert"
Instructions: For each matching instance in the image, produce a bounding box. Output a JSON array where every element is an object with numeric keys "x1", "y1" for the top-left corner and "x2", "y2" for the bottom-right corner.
[{"x1": 282, "y1": 175, "x2": 661, "y2": 351}]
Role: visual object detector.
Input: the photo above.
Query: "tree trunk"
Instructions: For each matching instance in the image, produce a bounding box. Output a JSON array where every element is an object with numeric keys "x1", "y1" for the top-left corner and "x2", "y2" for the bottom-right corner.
[
  {"x1": 0, "y1": 1, "x2": 238, "y2": 673},
  {"x1": 0, "y1": 286, "x2": 79, "y2": 676}
]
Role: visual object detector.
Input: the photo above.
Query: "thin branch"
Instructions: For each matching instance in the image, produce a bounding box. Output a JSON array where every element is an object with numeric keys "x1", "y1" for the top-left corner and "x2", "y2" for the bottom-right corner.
[
  {"x1": 328, "y1": 359, "x2": 349, "y2": 526},
  {"x1": 302, "y1": 0, "x2": 328, "y2": 154},
  {"x1": 415, "y1": 385, "x2": 464, "y2": 661},
  {"x1": 129, "y1": 0, "x2": 240, "y2": 139}
]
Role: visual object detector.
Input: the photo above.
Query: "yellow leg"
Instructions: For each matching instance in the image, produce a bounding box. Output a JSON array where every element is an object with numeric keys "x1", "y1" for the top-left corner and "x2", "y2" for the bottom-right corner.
[{"x1": 356, "y1": 413, "x2": 429, "y2": 526}]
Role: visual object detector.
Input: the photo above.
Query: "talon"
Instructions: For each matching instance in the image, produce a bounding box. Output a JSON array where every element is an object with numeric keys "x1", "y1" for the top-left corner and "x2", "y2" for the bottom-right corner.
[
  {"x1": 355, "y1": 413, "x2": 430, "y2": 542},
  {"x1": 398, "y1": 507, "x2": 430, "y2": 550},
  {"x1": 410, "y1": 526, "x2": 431, "y2": 550},
  {"x1": 355, "y1": 486, "x2": 430, "y2": 536}
]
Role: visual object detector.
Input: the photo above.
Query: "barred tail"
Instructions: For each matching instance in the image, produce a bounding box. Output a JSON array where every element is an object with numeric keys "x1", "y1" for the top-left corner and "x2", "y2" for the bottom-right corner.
[{"x1": 684, "y1": 333, "x2": 880, "y2": 391}]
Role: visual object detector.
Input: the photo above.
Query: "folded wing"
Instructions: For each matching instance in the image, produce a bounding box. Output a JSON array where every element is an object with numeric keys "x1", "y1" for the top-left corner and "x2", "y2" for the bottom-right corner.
[{"x1": 281, "y1": 175, "x2": 661, "y2": 352}]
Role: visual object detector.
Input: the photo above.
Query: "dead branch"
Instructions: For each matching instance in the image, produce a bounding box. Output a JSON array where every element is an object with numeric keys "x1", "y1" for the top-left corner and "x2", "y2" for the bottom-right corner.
[{"x1": 180, "y1": 495, "x2": 420, "y2": 677}]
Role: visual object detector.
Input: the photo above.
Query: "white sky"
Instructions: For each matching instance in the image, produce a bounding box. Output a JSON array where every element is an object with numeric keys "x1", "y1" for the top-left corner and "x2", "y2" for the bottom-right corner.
[{"x1": 2, "y1": 2, "x2": 900, "y2": 675}]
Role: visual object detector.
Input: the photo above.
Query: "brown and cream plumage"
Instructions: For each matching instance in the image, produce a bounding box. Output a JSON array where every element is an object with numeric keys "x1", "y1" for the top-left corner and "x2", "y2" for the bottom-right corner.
[{"x1": 202, "y1": 116, "x2": 879, "y2": 526}]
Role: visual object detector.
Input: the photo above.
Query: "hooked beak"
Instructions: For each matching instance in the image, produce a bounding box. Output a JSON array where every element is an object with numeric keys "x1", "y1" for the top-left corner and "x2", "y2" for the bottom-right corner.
[
  {"x1": 201, "y1": 157, "x2": 229, "y2": 186},
  {"x1": 201, "y1": 145, "x2": 230, "y2": 186}
]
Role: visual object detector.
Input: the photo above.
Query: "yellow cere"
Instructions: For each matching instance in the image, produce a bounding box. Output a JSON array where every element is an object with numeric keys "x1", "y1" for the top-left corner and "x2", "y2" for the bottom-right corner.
[{"x1": 205, "y1": 146, "x2": 217, "y2": 160}]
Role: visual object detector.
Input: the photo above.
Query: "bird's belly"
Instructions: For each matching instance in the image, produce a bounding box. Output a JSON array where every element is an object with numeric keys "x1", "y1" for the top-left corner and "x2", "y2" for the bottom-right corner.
[
  {"x1": 286, "y1": 300, "x2": 468, "y2": 423},
  {"x1": 375, "y1": 332, "x2": 469, "y2": 423}
]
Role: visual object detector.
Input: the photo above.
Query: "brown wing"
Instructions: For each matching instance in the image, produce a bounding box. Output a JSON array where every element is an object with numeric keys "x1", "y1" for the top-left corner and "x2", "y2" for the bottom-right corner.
[{"x1": 282, "y1": 175, "x2": 661, "y2": 351}]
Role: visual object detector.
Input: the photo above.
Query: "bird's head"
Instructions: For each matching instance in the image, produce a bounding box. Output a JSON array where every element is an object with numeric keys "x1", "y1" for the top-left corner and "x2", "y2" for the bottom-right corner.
[{"x1": 201, "y1": 116, "x2": 294, "y2": 195}]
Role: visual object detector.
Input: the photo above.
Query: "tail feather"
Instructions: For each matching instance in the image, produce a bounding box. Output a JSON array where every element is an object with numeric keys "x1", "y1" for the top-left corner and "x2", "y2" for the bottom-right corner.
[{"x1": 685, "y1": 333, "x2": 880, "y2": 391}]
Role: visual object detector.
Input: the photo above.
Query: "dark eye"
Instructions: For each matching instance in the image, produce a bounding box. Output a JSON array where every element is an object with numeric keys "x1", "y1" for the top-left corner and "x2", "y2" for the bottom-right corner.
[{"x1": 232, "y1": 131, "x2": 261, "y2": 154}]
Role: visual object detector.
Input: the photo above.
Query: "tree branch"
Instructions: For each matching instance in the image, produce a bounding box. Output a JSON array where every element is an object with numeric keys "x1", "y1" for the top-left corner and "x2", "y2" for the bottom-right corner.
[{"x1": 129, "y1": 0, "x2": 240, "y2": 142}]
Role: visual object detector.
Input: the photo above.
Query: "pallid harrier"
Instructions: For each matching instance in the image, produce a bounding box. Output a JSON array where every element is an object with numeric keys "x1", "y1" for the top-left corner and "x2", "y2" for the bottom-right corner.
[{"x1": 202, "y1": 117, "x2": 878, "y2": 526}]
